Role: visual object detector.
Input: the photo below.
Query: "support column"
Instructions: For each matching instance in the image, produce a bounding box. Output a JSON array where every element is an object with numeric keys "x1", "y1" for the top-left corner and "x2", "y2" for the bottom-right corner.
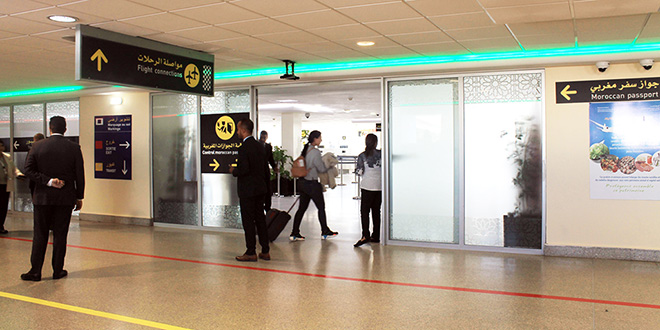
[{"x1": 281, "y1": 113, "x2": 302, "y2": 160}]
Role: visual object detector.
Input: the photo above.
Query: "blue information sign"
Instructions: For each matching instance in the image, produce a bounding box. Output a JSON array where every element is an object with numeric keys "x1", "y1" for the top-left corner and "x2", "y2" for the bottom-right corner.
[{"x1": 94, "y1": 115, "x2": 131, "y2": 180}]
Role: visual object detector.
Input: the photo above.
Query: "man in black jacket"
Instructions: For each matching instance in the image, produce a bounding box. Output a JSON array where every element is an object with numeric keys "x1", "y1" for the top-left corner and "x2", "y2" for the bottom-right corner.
[
  {"x1": 259, "y1": 130, "x2": 277, "y2": 211},
  {"x1": 230, "y1": 118, "x2": 270, "y2": 262},
  {"x1": 21, "y1": 116, "x2": 84, "y2": 281}
]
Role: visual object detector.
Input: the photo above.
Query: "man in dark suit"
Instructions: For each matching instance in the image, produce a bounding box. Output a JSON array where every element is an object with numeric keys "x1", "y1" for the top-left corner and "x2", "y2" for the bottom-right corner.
[
  {"x1": 230, "y1": 118, "x2": 270, "y2": 262},
  {"x1": 259, "y1": 130, "x2": 277, "y2": 212},
  {"x1": 21, "y1": 116, "x2": 84, "y2": 281}
]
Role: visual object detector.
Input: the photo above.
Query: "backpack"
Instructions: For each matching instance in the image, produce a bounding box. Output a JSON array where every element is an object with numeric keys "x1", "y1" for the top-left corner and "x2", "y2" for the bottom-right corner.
[{"x1": 291, "y1": 155, "x2": 308, "y2": 178}]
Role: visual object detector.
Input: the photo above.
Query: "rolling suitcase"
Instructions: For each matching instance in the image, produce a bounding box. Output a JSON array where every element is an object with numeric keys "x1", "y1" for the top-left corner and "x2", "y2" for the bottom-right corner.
[{"x1": 265, "y1": 197, "x2": 299, "y2": 242}]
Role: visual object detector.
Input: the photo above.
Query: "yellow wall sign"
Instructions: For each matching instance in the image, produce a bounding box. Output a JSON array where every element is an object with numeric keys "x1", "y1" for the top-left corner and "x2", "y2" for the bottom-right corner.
[
  {"x1": 184, "y1": 64, "x2": 200, "y2": 88},
  {"x1": 201, "y1": 113, "x2": 249, "y2": 174},
  {"x1": 215, "y1": 116, "x2": 235, "y2": 140}
]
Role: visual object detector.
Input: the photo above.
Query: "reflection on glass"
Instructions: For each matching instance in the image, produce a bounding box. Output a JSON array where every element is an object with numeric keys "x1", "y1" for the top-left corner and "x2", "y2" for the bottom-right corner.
[
  {"x1": 152, "y1": 94, "x2": 199, "y2": 225},
  {"x1": 200, "y1": 90, "x2": 249, "y2": 228},
  {"x1": 0, "y1": 107, "x2": 9, "y2": 211},
  {"x1": 464, "y1": 73, "x2": 543, "y2": 249},
  {"x1": 13, "y1": 104, "x2": 44, "y2": 212},
  {"x1": 389, "y1": 79, "x2": 458, "y2": 243}
]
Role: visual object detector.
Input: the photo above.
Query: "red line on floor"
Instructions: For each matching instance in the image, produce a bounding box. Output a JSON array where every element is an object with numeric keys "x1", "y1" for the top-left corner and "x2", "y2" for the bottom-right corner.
[{"x1": 3, "y1": 236, "x2": 660, "y2": 310}]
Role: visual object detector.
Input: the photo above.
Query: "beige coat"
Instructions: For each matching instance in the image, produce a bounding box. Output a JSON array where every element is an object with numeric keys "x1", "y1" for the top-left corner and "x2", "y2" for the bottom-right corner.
[
  {"x1": 1, "y1": 152, "x2": 22, "y2": 192},
  {"x1": 319, "y1": 152, "x2": 339, "y2": 191}
]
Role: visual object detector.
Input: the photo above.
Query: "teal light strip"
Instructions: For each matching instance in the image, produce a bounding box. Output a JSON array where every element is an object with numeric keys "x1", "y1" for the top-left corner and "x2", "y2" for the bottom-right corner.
[
  {"x1": 0, "y1": 85, "x2": 84, "y2": 99},
  {"x1": 214, "y1": 43, "x2": 660, "y2": 80},
  {"x1": 3, "y1": 43, "x2": 660, "y2": 99}
]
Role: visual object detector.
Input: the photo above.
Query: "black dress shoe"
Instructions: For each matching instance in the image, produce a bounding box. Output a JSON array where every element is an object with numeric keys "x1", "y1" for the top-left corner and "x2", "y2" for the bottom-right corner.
[
  {"x1": 354, "y1": 237, "x2": 370, "y2": 247},
  {"x1": 20, "y1": 273, "x2": 41, "y2": 281},
  {"x1": 0, "y1": 229, "x2": 8, "y2": 234},
  {"x1": 53, "y1": 270, "x2": 68, "y2": 279}
]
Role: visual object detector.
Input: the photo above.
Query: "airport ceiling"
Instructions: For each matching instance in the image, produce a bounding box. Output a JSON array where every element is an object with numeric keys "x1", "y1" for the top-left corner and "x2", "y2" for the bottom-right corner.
[{"x1": 1, "y1": 0, "x2": 660, "y2": 93}]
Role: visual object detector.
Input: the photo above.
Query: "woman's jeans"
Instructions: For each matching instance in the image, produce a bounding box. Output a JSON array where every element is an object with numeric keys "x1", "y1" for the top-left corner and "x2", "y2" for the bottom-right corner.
[
  {"x1": 360, "y1": 189, "x2": 381, "y2": 238},
  {"x1": 291, "y1": 179, "x2": 329, "y2": 235}
]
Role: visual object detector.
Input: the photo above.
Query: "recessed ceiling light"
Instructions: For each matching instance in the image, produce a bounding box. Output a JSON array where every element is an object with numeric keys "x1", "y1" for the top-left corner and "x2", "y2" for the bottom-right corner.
[
  {"x1": 276, "y1": 99, "x2": 298, "y2": 103},
  {"x1": 48, "y1": 15, "x2": 78, "y2": 23},
  {"x1": 357, "y1": 41, "x2": 375, "y2": 47}
]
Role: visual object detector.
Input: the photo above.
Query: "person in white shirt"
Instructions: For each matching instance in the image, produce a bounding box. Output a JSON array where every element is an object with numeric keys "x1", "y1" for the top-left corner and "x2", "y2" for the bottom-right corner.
[{"x1": 354, "y1": 134, "x2": 382, "y2": 247}]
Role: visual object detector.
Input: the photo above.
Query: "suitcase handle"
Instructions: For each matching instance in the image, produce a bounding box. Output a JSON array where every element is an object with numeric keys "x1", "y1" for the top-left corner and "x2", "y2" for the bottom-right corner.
[{"x1": 286, "y1": 196, "x2": 300, "y2": 213}]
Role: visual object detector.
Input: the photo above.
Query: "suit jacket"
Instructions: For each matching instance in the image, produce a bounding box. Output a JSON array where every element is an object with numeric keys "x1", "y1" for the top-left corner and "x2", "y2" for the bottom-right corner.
[
  {"x1": 232, "y1": 136, "x2": 269, "y2": 199},
  {"x1": 24, "y1": 135, "x2": 85, "y2": 206},
  {"x1": 1, "y1": 152, "x2": 22, "y2": 192},
  {"x1": 262, "y1": 142, "x2": 276, "y2": 170}
]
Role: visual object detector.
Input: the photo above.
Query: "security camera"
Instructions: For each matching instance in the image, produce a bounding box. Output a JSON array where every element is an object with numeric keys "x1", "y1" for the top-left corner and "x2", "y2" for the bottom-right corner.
[
  {"x1": 640, "y1": 59, "x2": 654, "y2": 70},
  {"x1": 305, "y1": 112, "x2": 310, "y2": 119},
  {"x1": 596, "y1": 61, "x2": 609, "y2": 73}
]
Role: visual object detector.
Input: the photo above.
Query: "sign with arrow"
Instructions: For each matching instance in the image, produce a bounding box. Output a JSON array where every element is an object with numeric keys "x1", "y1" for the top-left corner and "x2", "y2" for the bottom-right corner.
[
  {"x1": 200, "y1": 112, "x2": 249, "y2": 174},
  {"x1": 556, "y1": 77, "x2": 660, "y2": 104},
  {"x1": 12, "y1": 137, "x2": 42, "y2": 152},
  {"x1": 76, "y1": 25, "x2": 214, "y2": 96},
  {"x1": 94, "y1": 115, "x2": 132, "y2": 180}
]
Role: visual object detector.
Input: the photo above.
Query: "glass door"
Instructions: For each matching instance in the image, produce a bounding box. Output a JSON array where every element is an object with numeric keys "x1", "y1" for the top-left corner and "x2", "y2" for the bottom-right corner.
[
  {"x1": 200, "y1": 89, "x2": 250, "y2": 228},
  {"x1": 386, "y1": 78, "x2": 459, "y2": 243},
  {"x1": 385, "y1": 71, "x2": 544, "y2": 251},
  {"x1": 152, "y1": 94, "x2": 200, "y2": 225},
  {"x1": 463, "y1": 73, "x2": 543, "y2": 249}
]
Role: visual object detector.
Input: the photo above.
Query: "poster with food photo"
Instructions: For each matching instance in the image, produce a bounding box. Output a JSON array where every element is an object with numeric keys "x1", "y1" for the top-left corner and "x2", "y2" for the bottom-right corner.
[{"x1": 590, "y1": 100, "x2": 660, "y2": 200}]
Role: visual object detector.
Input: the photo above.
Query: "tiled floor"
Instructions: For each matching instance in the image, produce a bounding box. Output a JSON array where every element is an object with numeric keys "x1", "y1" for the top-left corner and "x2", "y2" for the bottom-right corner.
[{"x1": 1, "y1": 184, "x2": 659, "y2": 329}]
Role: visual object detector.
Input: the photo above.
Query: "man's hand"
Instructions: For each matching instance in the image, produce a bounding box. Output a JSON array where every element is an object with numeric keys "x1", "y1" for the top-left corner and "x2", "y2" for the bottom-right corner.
[
  {"x1": 51, "y1": 178, "x2": 65, "y2": 189},
  {"x1": 74, "y1": 200, "x2": 83, "y2": 211}
]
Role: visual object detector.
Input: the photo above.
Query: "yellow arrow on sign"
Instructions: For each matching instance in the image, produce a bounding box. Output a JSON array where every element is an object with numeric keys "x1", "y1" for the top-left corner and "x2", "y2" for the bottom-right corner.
[
  {"x1": 90, "y1": 49, "x2": 108, "y2": 72},
  {"x1": 209, "y1": 159, "x2": 220, "y2": 171},
  {"x1": 560, "y1": 84, "x2": 577, "y2": 100}
]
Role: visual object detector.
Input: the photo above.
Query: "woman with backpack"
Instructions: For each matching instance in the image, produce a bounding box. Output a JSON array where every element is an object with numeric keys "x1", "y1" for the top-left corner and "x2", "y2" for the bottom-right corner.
[{"x1": 290, "y1": 130, "x2": 338, "y2": 241}]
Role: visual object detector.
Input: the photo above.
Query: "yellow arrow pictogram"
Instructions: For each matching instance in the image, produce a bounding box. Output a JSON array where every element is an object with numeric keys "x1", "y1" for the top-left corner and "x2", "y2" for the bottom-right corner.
[
  {"x1": 90, "y1": 49, "x2": 108, "y2": 72},
  {"x1": 209, "y1": 159, "x2": 219, "y2": 172},
  {"x1": 560, "y1": 84, "x2": 577, "y2": 100}
]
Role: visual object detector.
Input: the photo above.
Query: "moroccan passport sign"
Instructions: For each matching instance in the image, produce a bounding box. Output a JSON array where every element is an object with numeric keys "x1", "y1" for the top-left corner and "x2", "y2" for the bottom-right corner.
[
  {"x1": 76, "y1": 25, "x2": 214, "y2": 96},
  {"x1": 556, "y1": 77, "x2": 660, "y2": 104},
  {"x1": 200, "y1": 112, "x2": 250, "y2": 174},
  {"x1": 94, "y1": 115, "x2": 132, "y2": 180}
]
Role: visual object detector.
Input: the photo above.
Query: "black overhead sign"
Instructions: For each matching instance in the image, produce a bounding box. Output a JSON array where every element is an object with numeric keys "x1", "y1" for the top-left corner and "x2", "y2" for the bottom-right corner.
[
  {"x1": 556, "y1": 77, "x2": 660, "y2": 104},
  {"x1": 76, "y1": 25, "x2": 214, "y2": 96}
]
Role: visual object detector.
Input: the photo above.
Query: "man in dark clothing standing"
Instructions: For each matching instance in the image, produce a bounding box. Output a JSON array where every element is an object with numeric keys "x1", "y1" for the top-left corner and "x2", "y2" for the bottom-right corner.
[
  {"x1": 21, "y1": 116, "x2": 84, "y2": 281},
  {"x1": 230, "y1": 118, "x2": 270, "y2": 262},
  {"x1": 28, "y1": 132, "x2": 45, "y2": 198},
  {"x1": 259, "y1": 130, "x2": 277, "y2": 211}
]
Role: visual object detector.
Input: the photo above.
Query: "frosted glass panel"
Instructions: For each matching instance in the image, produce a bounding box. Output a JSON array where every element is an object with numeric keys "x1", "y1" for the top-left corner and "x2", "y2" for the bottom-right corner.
[
  {"x1": 388, "y1": 79, "x2": 458, "y2": 243},
  {"x1": 464, "y1": 73, "x2": 543, "y2": 249},
  {"x1": 202, "y1": 90, "x2": 250, "y2": 114},
  {"x1": 13, "y1": 104, "x2": 44, "y2": 212},
  {"x1": 152, "y1": 94, "x2": 199, "y2": 225},
  {"x1": 0, "y1": 106, "x2": 10, "y2": 138},
  {"x1": 47, "y1": 101, "x2": 80, "y2": 137},
  {"x1": 200, "y1": 90, "x2": 249, "y2": 228}
]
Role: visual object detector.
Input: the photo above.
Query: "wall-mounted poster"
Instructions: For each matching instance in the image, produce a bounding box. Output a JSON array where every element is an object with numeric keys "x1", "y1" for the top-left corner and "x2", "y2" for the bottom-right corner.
[
  {"x1": 94, "y1": 115, "x2": 131, "y2": 180},
  {"x1": 590, "y1": 101, "x2": 660, "y2": 199}
]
